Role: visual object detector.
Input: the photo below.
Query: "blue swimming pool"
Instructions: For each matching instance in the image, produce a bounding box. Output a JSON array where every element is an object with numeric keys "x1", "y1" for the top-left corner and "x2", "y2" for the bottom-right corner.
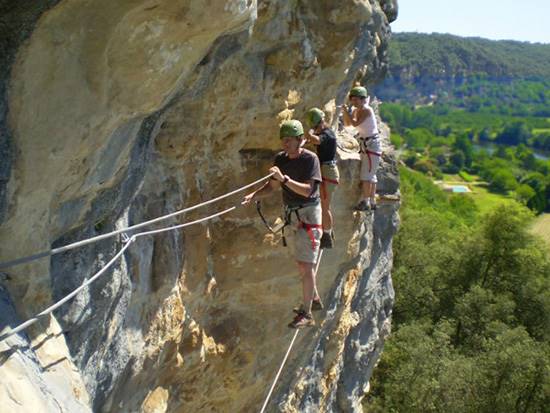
[{"x1": 451, "y1": 185, "x2": 469, "y2": 193}]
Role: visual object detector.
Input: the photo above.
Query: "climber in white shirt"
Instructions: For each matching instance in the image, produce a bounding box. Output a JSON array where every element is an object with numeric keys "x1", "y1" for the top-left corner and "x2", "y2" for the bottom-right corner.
[{"x1": 342, "y1": 86, "x2": 383, "y2": 211}]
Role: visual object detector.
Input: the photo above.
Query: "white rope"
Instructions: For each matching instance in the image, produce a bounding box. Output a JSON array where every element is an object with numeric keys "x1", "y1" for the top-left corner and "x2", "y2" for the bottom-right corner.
[
  {"x1": 315, "y1": 249, "x2": 324, "y2": 282},
  {"x1": 0, "y1": 173, "x2": 274, "y2": 269},
  {"x1": 259, "y1": 329, "x2": 300, "y2": 413},
  {"x1": 259, "y1": 249, "x2": 324, "y2": 413},
  {"x1": 0, "y1": 206, "x2": 236, "y2": 342}
]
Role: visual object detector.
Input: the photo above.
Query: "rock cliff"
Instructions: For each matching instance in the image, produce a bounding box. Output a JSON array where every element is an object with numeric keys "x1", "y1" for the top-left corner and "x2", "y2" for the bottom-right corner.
[{"x1": 0, "y1": 1, "x2": 398, "y2": 411}]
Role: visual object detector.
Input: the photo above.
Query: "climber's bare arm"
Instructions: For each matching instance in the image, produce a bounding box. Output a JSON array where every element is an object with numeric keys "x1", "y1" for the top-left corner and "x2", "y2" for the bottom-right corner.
[
  {"x1": 242, "y1": 165, "x2": 317, "y2": 205},
  {"x1": 241, "y1": 179, "x2": 276, "y2": 205},
  {"x1": 306, "y1": 129, "x2": 321, "y2": 145},
  {"x1": 270, "y1": 166, "x2": 315, "y2": 198},
  {"x1": 342, "y1": 105, "x2": 368, "y2": 127},
  {"x1": 285, "y1": 179, "x2": 316, "y2": 198}
]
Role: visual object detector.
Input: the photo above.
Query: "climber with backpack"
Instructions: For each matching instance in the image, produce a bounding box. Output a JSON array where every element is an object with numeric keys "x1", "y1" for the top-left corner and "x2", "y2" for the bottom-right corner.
[
  {"x1": 305, "y1": 108, "x2": 339, "y2": 249},
  {"x1": 342, "y1": 86, "x2": 383, "y2": 211},
  {"x1": 242, "y1": 120, "x2": 323, "y2": 328}
]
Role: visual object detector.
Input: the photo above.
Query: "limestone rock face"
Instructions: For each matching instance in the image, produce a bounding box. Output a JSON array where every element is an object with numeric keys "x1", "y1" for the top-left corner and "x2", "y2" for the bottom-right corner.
[
  {"x1": 0, "y1": 1, "x2": 399, "y2": 412},
  {"x1": 0, "y1": 286, "x2": 91, "y2": 413}
]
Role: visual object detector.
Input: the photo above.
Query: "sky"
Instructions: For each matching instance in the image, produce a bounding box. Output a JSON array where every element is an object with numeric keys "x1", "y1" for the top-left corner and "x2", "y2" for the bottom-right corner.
[{"x1": 390, "y1": 0, "x2": 550, "y2": 44}]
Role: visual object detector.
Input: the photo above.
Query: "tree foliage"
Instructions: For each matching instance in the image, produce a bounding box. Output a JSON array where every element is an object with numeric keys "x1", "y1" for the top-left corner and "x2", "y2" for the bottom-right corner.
[{"x1": 366, "y1": 169, "x2": 550, "y2": 413}]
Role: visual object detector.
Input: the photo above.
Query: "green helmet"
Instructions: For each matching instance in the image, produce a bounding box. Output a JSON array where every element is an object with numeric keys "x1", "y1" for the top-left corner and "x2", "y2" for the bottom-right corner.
[
  {"x1": 306, "y1": 108, "x2": 325, "y2": 128},
  {"x1": 279, "y1": 120, "x2": 304, "y2": 138},
  {"x1": 349, "y1": 86, "x2": 368, "y2": 98}
]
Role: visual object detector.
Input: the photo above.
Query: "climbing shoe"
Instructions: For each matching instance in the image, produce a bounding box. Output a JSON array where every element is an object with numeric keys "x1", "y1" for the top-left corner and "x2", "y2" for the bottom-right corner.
[
  {"x1": 370, "y1": 203, "x2": 377, "y2": 211},
  {"x1": 320, "y1": 232, "x2": 333, "y2": 249},
  {"x1": 288, "y1": 310, "x2": 315, "y2": 329},
  {"x1": 353, "y1": 200, "x2": 370, "y2": 211}
]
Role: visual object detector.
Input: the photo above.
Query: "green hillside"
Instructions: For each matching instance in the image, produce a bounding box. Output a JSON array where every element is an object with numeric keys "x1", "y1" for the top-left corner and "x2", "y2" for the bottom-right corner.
[
  {"x1": 386, "y1": 32, "x2": 550, "y2": 79},
  {"x1": 373, "y1": 33, "x2": 550, "y2": 114}
]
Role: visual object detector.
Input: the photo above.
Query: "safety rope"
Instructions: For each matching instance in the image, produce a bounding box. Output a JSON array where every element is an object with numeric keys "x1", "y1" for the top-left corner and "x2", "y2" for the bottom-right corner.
[
  {"x1": 259, "y1": 330, "x2": 299, "y2": 413},
  {"x1": 258, "y1": 249, "x2": 324, "y2": 413},
  {"x1": 0, "y1": 206, "x2": 237, "y2": 343},
  {"x1": 0, "y1": 173, "x2": 274, "y2": 269}
]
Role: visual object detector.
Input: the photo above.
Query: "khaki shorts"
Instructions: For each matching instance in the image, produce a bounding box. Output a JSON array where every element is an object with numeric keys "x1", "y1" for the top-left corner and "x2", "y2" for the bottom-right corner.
[
  {"x1": 321, "y1": 163, "x2": 340, "y2": 201},
  {"x1": 360, "y1": 152, "x2": 381, "y2": 183},
  {"x1": 286, "y1": 203, "x2": 322, "y2": 264}
]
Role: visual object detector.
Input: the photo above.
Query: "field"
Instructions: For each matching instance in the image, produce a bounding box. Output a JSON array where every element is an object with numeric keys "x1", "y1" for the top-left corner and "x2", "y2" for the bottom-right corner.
[
  {"x1": 441, "y1": 173, "x2": 549, "y2": 242},
  {"x1": 469, "y1": 185, "x2": 517, "y2": 215},
  {"x1": 440, "y1": 174, "x2": 517, "y2": 215}
]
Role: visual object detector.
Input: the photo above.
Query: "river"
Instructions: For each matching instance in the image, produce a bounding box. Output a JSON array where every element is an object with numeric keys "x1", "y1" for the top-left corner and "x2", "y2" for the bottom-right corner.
[{"x1": 473, "y1": 143, "x2": 549, "y2": 161}]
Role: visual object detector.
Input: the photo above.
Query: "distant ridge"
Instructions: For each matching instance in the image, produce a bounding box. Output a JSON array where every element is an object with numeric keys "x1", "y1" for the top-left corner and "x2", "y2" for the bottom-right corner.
[
  {"x1": 373, "y1": 32, "x2": 550, "y2": 111},
  {"x1": 385, "y1": 32, "x2": 550, "y2": 79}
]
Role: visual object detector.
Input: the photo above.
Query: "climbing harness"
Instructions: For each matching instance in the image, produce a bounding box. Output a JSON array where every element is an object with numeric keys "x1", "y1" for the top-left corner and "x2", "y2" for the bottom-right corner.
[
  {"x1": 357, "y1": 134, "x2": 378, "y2": 153},
  {"x1": 357, "y1": 134, "x2": 382, "y2": 173},
  {"x1": 255, "y1": 201, "x2": 322, "y2": 250},
  {"x1": 286, "y1": 203, "x2": 323, "y2": 251},
  {"x1": 255, "y1": 201, "x2": 287, "y2": 245},
  {"x1": 297, "y1": 219, "x2": 323, "y2": 250}
]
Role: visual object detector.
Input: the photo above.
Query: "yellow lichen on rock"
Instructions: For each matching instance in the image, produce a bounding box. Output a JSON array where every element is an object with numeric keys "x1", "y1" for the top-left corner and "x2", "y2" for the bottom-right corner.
[{"x1": 142, "y1": 386, "x2": 169, "y2": 413}]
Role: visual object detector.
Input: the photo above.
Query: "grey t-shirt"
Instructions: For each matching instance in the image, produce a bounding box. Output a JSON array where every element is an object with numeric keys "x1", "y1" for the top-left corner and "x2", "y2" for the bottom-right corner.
[{"x1": 274, "y1": 149, "x2": 322, "y2": 207}]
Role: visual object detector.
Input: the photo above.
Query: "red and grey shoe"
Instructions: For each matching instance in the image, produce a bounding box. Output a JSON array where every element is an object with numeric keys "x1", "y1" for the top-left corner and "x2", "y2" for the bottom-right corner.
[{"x1": 288, "y1": 310, "x2": 315, "y2": 328}]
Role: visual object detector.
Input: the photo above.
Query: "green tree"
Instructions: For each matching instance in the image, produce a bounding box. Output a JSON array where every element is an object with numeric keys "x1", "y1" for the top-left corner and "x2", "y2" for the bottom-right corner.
[
  {"x1": 475, "y1": 328, "x2": 550, "y2": 413},
  {"x1": 488, "y1": 168, "x2": 517, "y2": 193},
  {"x1": 449, "y1": 151, "x2": 465, "y2": 170},
  {"x1": 478, "y1": 127, "x2": 491, "y2": 142},
  {"x1": 404, "y1": 128, "x2": 435, "y2": 151},
  {"x1": 453, "y1": 134, "x2": 474, "y2": 167},
  {"x1": 522, "y1": 172, "x2": 548, "y2": 213},
  {"x1": 516, "y1": 183, "x2": 537, "y2": 205},
  {"x1": 367, "y1": 174, "x2": 550, "y2": 413},
  {"x1": 496, "y1": 122, "x2": 532, "y2": 146}
]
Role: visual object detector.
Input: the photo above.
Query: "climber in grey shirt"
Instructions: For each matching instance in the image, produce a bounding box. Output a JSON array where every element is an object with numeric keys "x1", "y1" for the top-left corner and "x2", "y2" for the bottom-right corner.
[{"x1": 242, "y1": 120, "x2": 323, "y2": 329}]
